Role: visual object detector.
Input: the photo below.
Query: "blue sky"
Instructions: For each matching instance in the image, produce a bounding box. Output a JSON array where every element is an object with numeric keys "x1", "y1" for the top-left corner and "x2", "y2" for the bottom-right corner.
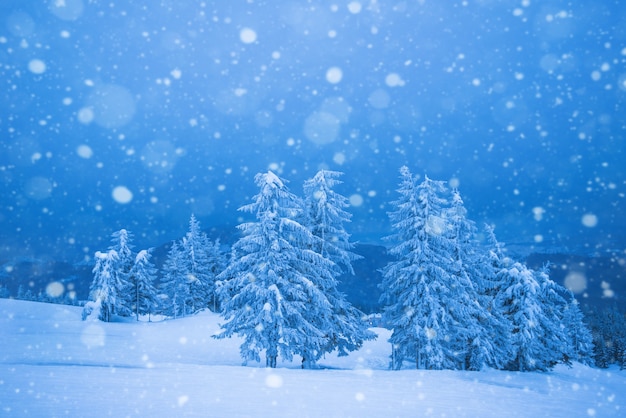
[{"x1": 1, "y1": 0, "x2": 624, "y2": 263}]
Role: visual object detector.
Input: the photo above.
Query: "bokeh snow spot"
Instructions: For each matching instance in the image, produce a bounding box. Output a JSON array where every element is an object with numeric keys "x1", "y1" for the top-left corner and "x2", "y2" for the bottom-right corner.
[
  {"x1": 265, "y1": 374, "x2": 283, "y2": 388},
  {"x1": 333, "y1": 152, "x2": 346, "y2": 165},
  {"x1": 178, "y1": 395, "x2": 189, "y2": 407},
  {"x1": 532, "y1": 207, "x2": 545, "y2": 221},
  {"x1": 347, "y1": 2, "x2": 362, "y2": 14},
  {"x1": 564, "y1": 272, "x2": 587, "y2": 294},
  {"x1": 349, "y1": 194, "x2": 364, "y2": 207},
  {"x1": 49, "y1": 0, "x2": 84, "y2": 21},
  {"x1": 76, "y1": 144, "x2": 93, "y2": 159},
  {"x1": 385, "y1": 73, "x2": 404, "y2": 87},
  {"x1": 240, "y1": 27, "x2": 257, "y2": 44},
  {"x1": 77, "y1": 107, "x2": 94, "y2": 124},
  {"x1": 355, "y1": 392, "x2": 365, "y2": 401},
  {"x1": 171, "y1": 68, "x2": 182, "y2": 79},
  {"x1": 46, "y1": 281, "x2": 64, "y2": 298},
  {"x1": 28, "y1": 59, "x2": 47, "y2": 74},
  {"x1": 601, "y1": 281, "x2": 614, "y2": 298},
  {"x1": 581, "y1": 214, "x2": 598, "y2": 228},
  {"x1": 326, "y1": 67, "x2": 343, "y2": 84},
  {"x1": 112, "y1": 186, "x2": 133, "y2": 204}
]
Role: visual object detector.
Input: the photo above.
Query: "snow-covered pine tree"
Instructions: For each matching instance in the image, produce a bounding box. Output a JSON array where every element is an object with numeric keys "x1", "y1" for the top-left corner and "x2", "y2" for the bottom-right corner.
[
  {"x1": 380, "y1": 167, "x2": 467, "y2": 370},
  {"x1": 129, "y1": 249, "x2": 160, "y2": 321},
  {"x1": 108, "y1": 229, "x2": 135, "y2": 315},
  {"x1": 494, "y1": 261, "x2": 566, "y2": 371},
  {"x1": 206, "y1": 238, "x2": 227, "y2": 312},
  {"x1": 109, "y1": 229, "x2": 135, "y2": 273},
  {"x1": 160, "y1": 240, "x2": 191, "y2": 318},
  {"x1": 466, "y1": 224, "x2": 516, "y2": 369},
  {"x1": 479, "y1": 224, "x2": 508, "y2": 293},
  {"x1": 216, "y1": 171, "x2": 342, "y2": 368},
  {"x1": 446, "y1": 189, "x2": 513, "y2": 370},
  {"x1": 561, "y1": 292, "x2": 594, "y2": 365},
  {"x1": 181, "y1": 214, "x2": 216, "y2": 314},
  {"x1": 302, "y1": 170, "x2": 363, "y2": 275},
  {"x1": 302, "y1": 169, "x2": 374, "y2": 359},
  {"x1": 84, "y1": 249, "x2": 129, "y2": 322},
  {"x1": 535, "y1": 265, "x2": 572, "y2": 366}
]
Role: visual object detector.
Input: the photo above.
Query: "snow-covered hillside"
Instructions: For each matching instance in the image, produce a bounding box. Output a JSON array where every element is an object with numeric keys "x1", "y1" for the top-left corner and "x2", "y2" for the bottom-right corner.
[{"x1": 1, "y1": 298, "x2": 624, "y2": 417}]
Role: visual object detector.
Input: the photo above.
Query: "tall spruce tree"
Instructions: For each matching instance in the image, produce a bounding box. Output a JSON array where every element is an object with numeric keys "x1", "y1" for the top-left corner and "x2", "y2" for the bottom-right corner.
[
  {"x1": 561, "y1": 292, "x2": 594, "y2": 365},
  {"x1": 181, "y1": 214, "x2": 215, "y2": 313},
  {"x1": 302, "y1": 169, "x2": 374, "y2": 360},
  {"x1": 494, "y1": 262, "x2": 566, "y2": 371},
  {"x1": 447, "y1": 189, "x2": 513, "y2": 370},
  {"x1": 468, "y1": 224, "x2": 516, "y2": 369},
  {"x1": 206, "y1": 238, "x2": 228, "y2": 312},
  {"x1": 380, "y1": 167, "x2": 467, "y2": 369},
  {"x1": 129, "y1": 249, "x2": 160, "y2": 321},
  {"x1": 84, "y1": 249, "x2": 129, "y2": 322},
  {"x1": 108, "y1": 229, "x2": 135, "y2": 314},
  {"x1": 109, "y1": 229, "x2": 135, "y2": 275},
  {"x1": 535, "y1": 265, "x2": 572, "y2": 365},
  {"x1": 303, "y1": 170, "x2": 362, "y2": 275},
  {"x1": 160, "y1": 240, "x2": 191, "y2": 318},
  {"x1": 217, "y1": 171, "x2": 365, "y2": 368}
]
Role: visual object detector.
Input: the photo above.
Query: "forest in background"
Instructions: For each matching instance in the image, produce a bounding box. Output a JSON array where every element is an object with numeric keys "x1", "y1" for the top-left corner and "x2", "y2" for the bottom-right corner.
[{"x1": 5, "y1": 168, "x2": 624, "y2": 369}]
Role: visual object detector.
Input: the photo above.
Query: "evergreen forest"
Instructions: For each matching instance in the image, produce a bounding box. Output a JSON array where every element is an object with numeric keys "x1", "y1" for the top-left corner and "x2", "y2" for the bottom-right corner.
[{"x1": 4, "y1": 169, "x2": 625, "y2": 371}]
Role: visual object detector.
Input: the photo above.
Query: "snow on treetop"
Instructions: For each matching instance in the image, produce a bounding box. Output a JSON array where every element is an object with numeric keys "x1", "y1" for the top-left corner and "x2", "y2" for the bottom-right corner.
[{"x1": 262, "y1": 171, "x2": 284, "y2": 188}]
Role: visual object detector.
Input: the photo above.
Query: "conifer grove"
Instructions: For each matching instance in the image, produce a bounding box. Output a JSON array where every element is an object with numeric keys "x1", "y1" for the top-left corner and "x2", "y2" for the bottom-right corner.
[{"x1": 77, "y1": 168, "x2": 601, "y2": 371}]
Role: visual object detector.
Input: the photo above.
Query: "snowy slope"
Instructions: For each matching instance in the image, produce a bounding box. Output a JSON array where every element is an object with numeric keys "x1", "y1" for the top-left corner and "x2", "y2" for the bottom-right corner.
[{"x1": 1, "y1": 299, "x2": 624, "y2": 417}]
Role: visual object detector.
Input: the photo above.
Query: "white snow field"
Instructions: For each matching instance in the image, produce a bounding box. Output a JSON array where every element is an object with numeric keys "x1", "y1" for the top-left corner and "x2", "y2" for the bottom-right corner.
[{"x1": 1, "y1": 298, "x2": 624, "y2": 417}]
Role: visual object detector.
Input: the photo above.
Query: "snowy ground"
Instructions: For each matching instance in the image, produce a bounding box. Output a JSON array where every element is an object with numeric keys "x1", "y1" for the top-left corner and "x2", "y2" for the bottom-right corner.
[{"x1": 1, "y1": 299, "x2": 624, "y2": 417}]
